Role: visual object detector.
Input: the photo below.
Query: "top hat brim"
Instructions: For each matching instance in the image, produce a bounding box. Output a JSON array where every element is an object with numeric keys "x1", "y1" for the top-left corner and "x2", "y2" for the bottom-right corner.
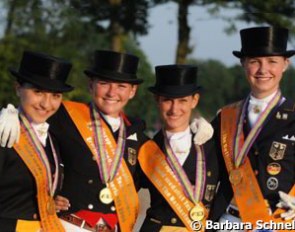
[
  {"x1": 233, "y1": 50, "x2": 295, "y2": 58},
  {"x1": 84, "y1": 69, "x2": 143, "y2": 85},
  {"x1": 10, "y1": 68, "x2": 74, "y2": 92},
  {"x1": 148, "y1": 85, "x2": 202, "y2": 98}
]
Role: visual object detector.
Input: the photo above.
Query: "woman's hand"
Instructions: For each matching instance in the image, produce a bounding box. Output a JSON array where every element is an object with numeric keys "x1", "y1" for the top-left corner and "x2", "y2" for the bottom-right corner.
[{"x1": 54, "y1": 195, "x2": 70, "y2": 212}]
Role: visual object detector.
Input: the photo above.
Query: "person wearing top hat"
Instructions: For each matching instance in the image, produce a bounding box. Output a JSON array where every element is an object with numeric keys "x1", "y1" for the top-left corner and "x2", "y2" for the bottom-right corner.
[
  {"x1": 0, "y1": 50, "x2": 148, "y2": 231},
  {"x1": 209, "y1": 26, "x2": 295, "y2": 231},
  {"x1": 138, "y1": 65, "x2": 224, "y2": 231},
  {"x1": 0, "y1": 50, "x2": 213, "y2": 231},
  {"x1": 0, "y1": 51, "x2": 73, "y2": 231},
  {"x1": 41, "y1": 49, "x2": 151, "y2": 232}
]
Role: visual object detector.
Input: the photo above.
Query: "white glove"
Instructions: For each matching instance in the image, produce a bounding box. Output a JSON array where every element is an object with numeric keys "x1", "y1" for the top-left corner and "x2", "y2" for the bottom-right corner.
[
  {"x1": 190, "y1": 116, "x2": 214, "y2": 145},
  {"x1": 0, "y1": 104, "x2": 20, "y2": 148},
  {"x1": 276, "y1": 191, "x2": 295, "y2": 220}
]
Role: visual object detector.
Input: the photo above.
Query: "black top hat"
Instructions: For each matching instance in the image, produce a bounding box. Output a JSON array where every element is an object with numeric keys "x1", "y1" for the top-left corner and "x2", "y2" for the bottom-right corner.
[
  {"x1": 9, "y1": 51, "x2": 73, "y2": 92},
  {"x1": 233, "y1": 26, "x2": 295, "y2": 58},
  {"x1": 148, "y1": 65, "x2": 201, "y2": 98},
  {"x1": 84, "y1": 50, "x2": 143, "y2": 84}
]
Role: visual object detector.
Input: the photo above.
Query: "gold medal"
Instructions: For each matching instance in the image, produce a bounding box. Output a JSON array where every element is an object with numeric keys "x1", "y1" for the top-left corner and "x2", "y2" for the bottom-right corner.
[
  {"x1": 229, "y1": 169, "x2": 242, "y2": 185},
  {"x1": 189, "y1": 204, "x2": 205, "y2": 221},
  {"x1": 47, "y1": 197, "x2": 56, "y2": 215},
  {"x1": 99, "y1": 187, "x2": 113, "y2": 204}
]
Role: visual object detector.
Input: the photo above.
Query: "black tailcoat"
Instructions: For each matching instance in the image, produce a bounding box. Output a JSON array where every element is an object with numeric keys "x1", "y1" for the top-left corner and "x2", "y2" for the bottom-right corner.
[
  {"x1": 140, "y1": 130, "x2": 223, "y2": 232},
  {"x1": 48, "y1": 103, "x2": 149, "y2": 220},
  {"x1": 209, "y1": 98, "x2": 295, "y2": 222},
  {"x1": 0, "y1": 135, "x2": 63, "y2": 231}
]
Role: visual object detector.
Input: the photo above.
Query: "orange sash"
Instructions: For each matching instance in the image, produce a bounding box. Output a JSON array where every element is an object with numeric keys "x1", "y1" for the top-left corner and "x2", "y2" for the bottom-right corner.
[
  {"x1": 139, "y1": 140, "x2": 207, "y2": 232},
  {"x1": 16, "y1": 220, "x2": 41, "y2": 231},
  {"x1": 220, "y1": 102, "x2": 295, "y2": 230},
  {"x1": 63, "y1": 101, "x2": 138, "y2": 232},
  {"x1": 13, "y1": 126, "x2": 64, "y2": 232}
]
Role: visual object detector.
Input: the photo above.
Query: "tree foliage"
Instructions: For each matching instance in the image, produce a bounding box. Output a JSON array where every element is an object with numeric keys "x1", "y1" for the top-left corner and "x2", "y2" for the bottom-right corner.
[
  {"x1": 68, "y1": 0, "x2": 150, "y2": 51},
  {"x1": 1, "y1": 0, "x2": 295, "y2": 129},
  {"x1": 151, "y1": 0, "x2": 295, "y2": 63},
  {"x1": 207, "y1": 0, "x2": 295, "y2": 37}
]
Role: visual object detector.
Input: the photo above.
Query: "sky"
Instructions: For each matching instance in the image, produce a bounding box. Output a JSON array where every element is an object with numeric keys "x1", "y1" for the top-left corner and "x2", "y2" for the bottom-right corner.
[
  {"x1": 0, "y1": 2, "x2": 294, "y2": 68},
  {"x1": 0, "y1": 3, "x2": 247, "y2": 68},
  {"x1": 137, "y1": 3, "x2": 295, "y2": 68},
  {"x1": 137, "y1": 3, "x2": 248, "y2": 67}
]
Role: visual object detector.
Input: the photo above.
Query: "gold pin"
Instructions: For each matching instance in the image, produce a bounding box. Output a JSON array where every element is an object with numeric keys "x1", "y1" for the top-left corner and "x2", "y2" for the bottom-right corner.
[{"x1": 253, "y1": 105, "x2": 261, "y2": 114}]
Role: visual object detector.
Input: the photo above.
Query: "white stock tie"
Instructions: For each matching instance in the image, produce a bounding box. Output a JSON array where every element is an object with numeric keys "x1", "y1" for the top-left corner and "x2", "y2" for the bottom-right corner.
[
  {"x1": 248, "y1": 92, "x2": 276, "y2": 128},
  {"x1": 166, "y1": 127, "x2": 192, "y2": 166},
  {"x1": 32, "y1": 122, "x2": 49, "y2": 146}
]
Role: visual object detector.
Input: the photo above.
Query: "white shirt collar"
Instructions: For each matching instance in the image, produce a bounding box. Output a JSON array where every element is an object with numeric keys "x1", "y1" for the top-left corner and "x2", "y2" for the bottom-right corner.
[
  {"x1": 100, "y1": 112, "x2": 121, "y2": 132},
  {"x1": 248, "y1": 91, "x2": 277, "y2": 114},
  {"x1": 165, "y1": 127, "x2": 191, "y2": 166},
  {"x1": 166, "y1": 126, "x2": 191, "y2": 140},
  {"x1": 249, "y1": 91, "x2": 277, "y2": 105},
  {"x1": 248, "y1": 91, "x2": 278, "y2": 127},
  {"x1": 31, "y1": 122, "x2": 49, "y2": 146}
]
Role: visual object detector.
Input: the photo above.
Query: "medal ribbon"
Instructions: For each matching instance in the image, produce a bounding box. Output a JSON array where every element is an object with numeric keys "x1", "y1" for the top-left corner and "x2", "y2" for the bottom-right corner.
[
  {"x1": 164, "y1": 130, "x2": 206, "y2": 204},
  {"x1": 233, "y1": 91, "x2": 282, "y2": 167},
  {"x1": 63, "y1": 101, "x2": 138, "y2": 232},
  {"x1": 90, "y1": 103, "x2": 126, "y2": 183},
  {"x1": 19, "y1": 112, "x2": 59, "y2": 197},
  {"x1": 220, "y1": 96, "x2": 295, "y2": 229}
]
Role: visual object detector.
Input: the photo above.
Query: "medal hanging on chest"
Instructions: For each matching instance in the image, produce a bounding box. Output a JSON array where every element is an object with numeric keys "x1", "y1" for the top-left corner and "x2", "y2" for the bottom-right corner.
[
  {"x1": 20, "y1": 112, "x2": 59, "y2": 215},
  {"x1": 164, "y1": 131, "x2": 207, "y2": 221},
  {"x1": 231, "y1": 91, "x2": 282, "y2": 185},
  {"x1": 90, "y1": 103, "x2": 126, "y2": 204}
]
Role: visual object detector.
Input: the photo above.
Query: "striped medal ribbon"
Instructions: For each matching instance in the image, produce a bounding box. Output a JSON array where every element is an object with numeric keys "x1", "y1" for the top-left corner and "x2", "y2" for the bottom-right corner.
[
  {"x1": 234, "y1": 91, "x2": 282, "y2": 167},
  {"x1": 164, "y1": 130, "x2": 206, "y2": 221},
  {"x1": 90, "y1": 103, "x2": 126, "y2": 204},
  {"x1": 19, "y1": 112, "x2": 59, "y2": 214},
  {"x1": 229, "y1": 91, "x2": 283, "y2": 186}
]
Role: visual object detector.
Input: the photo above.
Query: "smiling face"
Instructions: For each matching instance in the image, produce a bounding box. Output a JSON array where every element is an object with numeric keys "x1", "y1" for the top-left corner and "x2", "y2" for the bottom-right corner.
[
  {"x1": 16, "y1": 83, "x2": 63, "y2": 123},
  {"x1": 242, "y1": 56, "x2": 289, "y2": 98},
  {"x1": 157, "y1": 94, "x2": 199, "y2": 132},
  {"x1": 89, "y1": 79, "x2": 137, "y2": 117}
]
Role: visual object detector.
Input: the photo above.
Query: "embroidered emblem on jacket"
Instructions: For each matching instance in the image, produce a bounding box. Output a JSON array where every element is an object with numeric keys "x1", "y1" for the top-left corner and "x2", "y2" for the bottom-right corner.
[
  {"x1": 204, "y1": 184, "x2": 216, "y2": 202},
  {"x1": 269, "y1": 141, "x2": 286, "y2": 161},
  {"x1": 128, "y1": 148, "x2": 137, "y2": 165}
]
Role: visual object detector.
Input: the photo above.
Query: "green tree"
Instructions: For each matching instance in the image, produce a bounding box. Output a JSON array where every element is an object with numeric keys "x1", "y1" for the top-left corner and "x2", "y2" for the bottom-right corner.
[
  {"x1": 68, "y1": 0, "x2": 150, "y2": 51},
  {"x1": 221, "y1": 0, "x2": 295, "y2": 34},
  {"x1": 186, "y1": 58, "x2": 245, "y2": 119},
  {"x1": 124, "y1": 39, "x2": 157, "y2": 132},
  {"x1": 281, "y1": 65, "x2": 295, "y2": 99},
  {"x1": 0, "y1": 0, "x2": 156, "y2": 129}
]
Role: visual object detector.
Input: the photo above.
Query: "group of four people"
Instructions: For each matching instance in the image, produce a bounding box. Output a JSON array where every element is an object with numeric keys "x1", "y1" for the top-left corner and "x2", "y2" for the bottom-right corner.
[{"x1": 0, "y1": 26, "x2": 294, "y2": 232}]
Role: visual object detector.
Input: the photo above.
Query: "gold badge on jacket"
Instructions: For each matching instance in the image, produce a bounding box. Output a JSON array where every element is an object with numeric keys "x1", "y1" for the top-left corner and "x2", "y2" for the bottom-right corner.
[
  {"x1": 267, "y1": 163, "x2": 281, "y2": 175},
  {"x1": 204, "y1": 184, "x2": 216, "y2": 202},
  {"x1": 128, "y1": 148, "x2": 137, "y2": 165},
  {"x1": 269, "y1": 141, "x2": 286, "y2": 161}
]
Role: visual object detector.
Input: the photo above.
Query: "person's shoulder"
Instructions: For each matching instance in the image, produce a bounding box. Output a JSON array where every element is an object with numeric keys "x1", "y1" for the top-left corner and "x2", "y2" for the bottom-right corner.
[
  {"x1": 281, "y1": 98, "x2": 295, "y2": 112},
  {"x1": 125, "y1": 116, "x2": 146, "y2": 130},
  {"x1": 62, "y1": 100, "x2": 88, "y2": 110},
  {"x1": 276, "y1": 98, "x2": 295, "y2": 124},
  {"x1": 221, "y1": 99, "x2": 244, "y2": 110},
  {"x1": 125, "y1": 116, "x2": 151, "y2": 143}
]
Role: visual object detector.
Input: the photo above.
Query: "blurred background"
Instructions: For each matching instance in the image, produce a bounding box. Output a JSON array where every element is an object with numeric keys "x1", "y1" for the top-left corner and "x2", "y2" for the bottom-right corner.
[{"x1": 1, "y1": 0, "x2": 295, "y2": 132}]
